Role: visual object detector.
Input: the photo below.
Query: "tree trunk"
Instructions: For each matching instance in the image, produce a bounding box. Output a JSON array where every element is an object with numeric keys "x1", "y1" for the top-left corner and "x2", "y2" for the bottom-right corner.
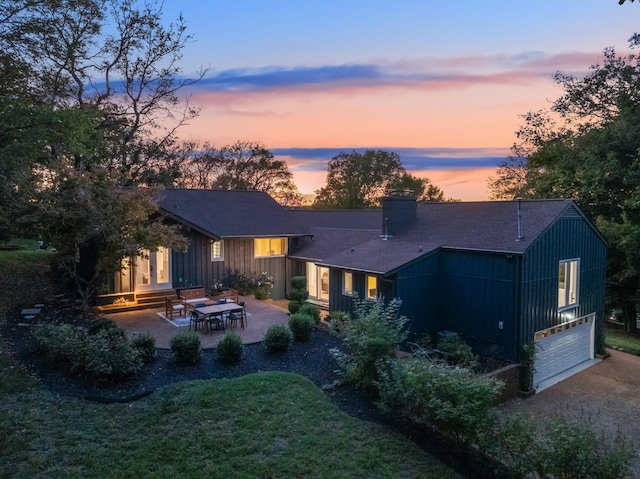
[{"x1": 623, "y1": 307, "x2": 638, "y2": 333}]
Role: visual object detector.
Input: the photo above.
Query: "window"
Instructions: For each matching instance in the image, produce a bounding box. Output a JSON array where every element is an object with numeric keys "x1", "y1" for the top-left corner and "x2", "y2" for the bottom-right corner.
[
  {"x1": 254, "y1": 238, "x2": 286, "y2": 257},
  {"x1": 211, "y1": 241, "x2": 224, "y2": 261},
  {"x1": 367, "y1": 275, "x2": 377, "y2": 300},
  {"x1": 343, "y1": 271, "x2": 353, "y2": 295},
  {"x1": 558, "y1": 259, "x2": 579, "y2": 310}
]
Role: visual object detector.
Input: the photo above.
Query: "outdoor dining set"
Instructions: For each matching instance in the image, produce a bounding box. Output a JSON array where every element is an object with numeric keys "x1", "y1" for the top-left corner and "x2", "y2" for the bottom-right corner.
[{"x1": 164, "y1": 287, "x2": 247, "y2": 334}]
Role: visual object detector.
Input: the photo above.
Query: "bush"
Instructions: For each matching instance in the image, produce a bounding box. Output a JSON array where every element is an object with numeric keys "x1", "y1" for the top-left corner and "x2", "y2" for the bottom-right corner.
[
  {"x1": 170, "y1": 332, "x2": 201, "y2": 365},
  {"x1": 216, "y1": 333, "x2": 245, "y2": 363},
  {"x1": 288, "y1": 276, "x2": 309, "y2": 314},
  {"x1": 86, "y1": 316, "x2": 122, "y2": 336},
  {"x1": 298, "y1": 303, "x2": 321, "y2": 325},
  {"x1": 437, "y1": 333, "x2": 476, "y2": 367},
  {"x1": 326, "y1": 310, "x2": 350, "y2": 333},
  {"x1": 130, "y1": 333, "x2": 156, "y2": 364},
  {"x1": 331, "y1": 295, "x2": 409, "y2": 392},
  {"x1": 33, "y1": 323, "x2": 82, "y2": 364},
  {"x1": 80, "y1": 327, "x2": 143, "y2": 379},
  {"x1": 288, "y1": 301, "x2": 303, "y2": 314},
  {"x1": 289, "y1": 312, "x2": 315, "y2": 341},
  {"x1": 375, "y1": 357, "x2": 502, "y2": 442},
  {"x1": 479, "y1": 413, "x2": 634, "y2": 478},
  {"x1": 264, "y1": 325, "x2": 292, "y2": 353},
  {"x1": 291, "y1": 276, "x2": 307, "y2": 290}
]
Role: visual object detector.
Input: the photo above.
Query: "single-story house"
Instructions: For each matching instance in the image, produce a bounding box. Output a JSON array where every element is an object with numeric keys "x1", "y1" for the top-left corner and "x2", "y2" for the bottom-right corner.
[{"x1": 96, "y1": 188, "x2": 607, "y2": 390}]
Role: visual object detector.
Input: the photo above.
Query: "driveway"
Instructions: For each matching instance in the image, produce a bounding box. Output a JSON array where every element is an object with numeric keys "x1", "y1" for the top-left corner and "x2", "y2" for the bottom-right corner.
[{"x1": 499, "y1": 349, "x2": 640, "y2": 475}]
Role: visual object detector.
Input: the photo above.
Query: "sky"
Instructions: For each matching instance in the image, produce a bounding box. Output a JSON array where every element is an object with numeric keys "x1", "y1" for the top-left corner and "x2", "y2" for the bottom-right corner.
[{"x1": 158, "y1": 1, "x2": 640, "y2": 200}]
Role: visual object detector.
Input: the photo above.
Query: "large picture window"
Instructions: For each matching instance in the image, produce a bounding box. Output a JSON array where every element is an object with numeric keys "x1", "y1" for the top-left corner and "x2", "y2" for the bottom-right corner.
[
  {"x1": 254, "y1": 238, "x2": 286, "y2": 257},
  {"x1": 211, "y1": 241, "x2": 224, "y2": 261},
  {"x1": 558, "y1": 259, "x2": 579, "y2": 310},
  {"x1": 343, "y1": 271, "x2": 353, "y2": 295}
]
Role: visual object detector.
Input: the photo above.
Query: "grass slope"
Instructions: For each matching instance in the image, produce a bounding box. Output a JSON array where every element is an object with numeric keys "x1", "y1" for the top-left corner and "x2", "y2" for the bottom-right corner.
[{"x1": 0, "y1": 249, "x2": 460, "y2": 478}]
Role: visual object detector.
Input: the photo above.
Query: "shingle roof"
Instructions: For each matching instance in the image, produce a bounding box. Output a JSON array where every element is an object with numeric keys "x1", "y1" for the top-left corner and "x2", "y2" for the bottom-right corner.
[
  {"x1": 291, "y1": 200, "x2": 581, "y2": 274},
  {"x1": 156, "y1": 189, "x2": 310, "y2": 238}
]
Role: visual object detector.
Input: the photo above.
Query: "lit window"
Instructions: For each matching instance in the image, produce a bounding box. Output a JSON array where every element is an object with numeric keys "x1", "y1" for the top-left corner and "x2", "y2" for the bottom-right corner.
[
  {"x1": 558, "y1": 259, "x2": 579, "y2": 310},
  {"x1": 343, "y1": 271, "x2": 353, "y2": 295},
  {"x1": 254, "y1": 238, "x2": 286, "y2": 257},
  {"x1": 211, "y1": 241, "x2": 224, "y2": 261},
  {"x1": 367, "y1": 275, "x2": 377, "y2": 300}
]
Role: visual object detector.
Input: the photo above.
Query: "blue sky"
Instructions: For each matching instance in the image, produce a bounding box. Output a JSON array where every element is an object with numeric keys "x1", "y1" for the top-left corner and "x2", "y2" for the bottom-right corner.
[{"x1": 158, "y1": 1, "x2": 640, "y2": 199}]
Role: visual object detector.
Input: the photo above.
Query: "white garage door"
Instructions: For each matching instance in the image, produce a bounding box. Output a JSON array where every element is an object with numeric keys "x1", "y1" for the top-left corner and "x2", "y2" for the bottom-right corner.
[{"x1": 533, "y1": 313, "x2": 595, "y2": 390}]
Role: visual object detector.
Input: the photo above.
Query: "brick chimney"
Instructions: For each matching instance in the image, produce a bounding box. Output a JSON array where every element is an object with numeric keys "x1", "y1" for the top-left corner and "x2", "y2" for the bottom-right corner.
[{"x1": 381, "y1": 190, "x2": 417, "y2": 238}]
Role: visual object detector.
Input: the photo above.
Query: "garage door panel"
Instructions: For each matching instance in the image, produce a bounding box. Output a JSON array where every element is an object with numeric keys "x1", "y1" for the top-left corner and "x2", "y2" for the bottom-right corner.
[{"x1": 533, "y1": 314, "x2": 594, "y2": 388}]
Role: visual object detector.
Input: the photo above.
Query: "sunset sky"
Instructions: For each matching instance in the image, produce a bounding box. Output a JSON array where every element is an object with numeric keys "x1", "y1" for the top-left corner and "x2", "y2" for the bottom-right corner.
[{"x1": 161, "y1": 1, "x2": 639, "y2": 200}]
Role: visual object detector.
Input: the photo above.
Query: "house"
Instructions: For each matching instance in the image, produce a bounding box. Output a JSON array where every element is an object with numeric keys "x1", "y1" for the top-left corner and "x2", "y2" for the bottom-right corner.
[
  {"x1": 287, "y1": 192, "x2": 607, "y2": 391},
  {"x1": 97, "y1": 188, "x2": 607, "y2": 391}
]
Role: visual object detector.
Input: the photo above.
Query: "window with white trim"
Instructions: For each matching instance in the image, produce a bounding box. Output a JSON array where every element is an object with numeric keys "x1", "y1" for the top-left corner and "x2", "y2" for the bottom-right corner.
[
  {"x1": 366, "y1": 275, "x2": 377, "y2": 300},
  {"x1": 343, "y1": 271, "x2": 353, "y2": 295},
  {"x1": 558, "y1": 259, "x2": 579, "y2": 310},
  {"x1": 254, "y1": 237, "x2": 286, "y2": 257},
  {"x1": 211, "y1": 241, "x2": 224, "y2": 261}
]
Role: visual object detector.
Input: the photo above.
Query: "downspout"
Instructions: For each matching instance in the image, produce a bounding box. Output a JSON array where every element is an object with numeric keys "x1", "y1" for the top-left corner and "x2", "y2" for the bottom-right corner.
[{"x1": 514, "y1": 254, "x2": 523, "y2": 363}]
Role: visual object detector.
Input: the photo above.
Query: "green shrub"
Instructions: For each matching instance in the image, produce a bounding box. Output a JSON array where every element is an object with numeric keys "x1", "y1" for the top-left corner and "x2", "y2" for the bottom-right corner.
[
  {"x1": 288, "y1": 301, "x2": 303, "y2": 314},
  {"x1": 80, "y1": 328, "x2": 143, "y2": 379},
  {"x1": 479, "y1": 413, "x2": 634, "y2": 478},
  {"x1": 326, "y1": 310, "x2": 350, "y2": 333},
  {"x1": 216, "y1": 333, "x2": 245, "y2": 363},
  {"x1": 298, "y1": 303, "x2": 321, "y2": 325},
  {"x1": 33, "y1": 323, "x2": 82, "y2": 364},
  {"x1": 375, "y1": 357, "x2": 502, "y2": 442},
  {"x1": 86, "y1": 316, "x2": 122, "y2": 336},
  {"x1": 291, "y1": 276, "x2": 307, "y2": 290},
  {"x1": 170, "y1": 332, "x2": 201, "y2": 365},
  {"x1": 289, "y1": 312, "x2": 315, "y2": 341},
  {"x1": 288, "y1": 276, "x2": 309, "y2": 314},
  {"x1": 437, "y1": 334, "x2": 476, "y2": 367},
  {"x1": 130, "y1": 333, "x2": 157, "y2": 364},
  {"x1": 264, "y1": 325, "x2": 292, "y2": 353},
  {"x1": 331, "y1": 295, "x2": 409, "y2": 392}
]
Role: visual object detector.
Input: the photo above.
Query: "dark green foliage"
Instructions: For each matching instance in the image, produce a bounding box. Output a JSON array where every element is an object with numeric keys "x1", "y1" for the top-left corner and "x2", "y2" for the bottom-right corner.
[
  {"x1": 291, "y1": 276, "x2": 307, "y2": 290},
  {"x1": 479, "y1": 414, "x2": 633, "y2": 478},
  {"x1": 288, "y1": 313, "x2": 315, "y2": 342},
  {"x1": 87, "y1": 316, "x2": 122, "y2": 336},
  {"x1": 33, "y1": 323, "x2": 81, "y2": 364},
  {"x1": 331, "y1": 296, "x2": 408, "y2": 392},
  {"x1": 80, "y1": 328, "x2": 143, "y2": 379},
  {"x1": 288, "y1": 275, "x2": 309, "y2": 314},
  {"x1": 264, "y1": 325, "x2": 293, "y2": 353},
  {"x1": 375, "y1": 357, "x2": 502, "y2": 443},
  {"x1": 437, "y1": 334, "x2": 476, "y2": 367},
  {"x1": 298, "y1": 303, "x2": 320, "y2": 325},
  {"x1": 170, "y1": 332, "x2": 201, "y2": 365},
  {"x1": 326, "y1": 310, "x2": 351, "y2": 333},
  {"x1": 130, "y1": 333, "x2": 157, "y2": 364},
  {"x1": 216, "y1": 333, "x2": 245, "y2": 363}
]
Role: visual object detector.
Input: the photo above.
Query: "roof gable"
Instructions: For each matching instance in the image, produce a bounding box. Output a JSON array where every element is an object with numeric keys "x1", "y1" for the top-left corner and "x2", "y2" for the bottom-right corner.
[{"x1": 157, "y1": 189, "x2": 309, "y2": 238}]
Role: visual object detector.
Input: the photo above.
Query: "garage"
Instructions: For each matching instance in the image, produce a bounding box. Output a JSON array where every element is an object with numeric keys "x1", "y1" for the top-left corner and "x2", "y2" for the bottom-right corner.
[{"x1": 533, "y1": 313, "x2": 596, "y2": 391}]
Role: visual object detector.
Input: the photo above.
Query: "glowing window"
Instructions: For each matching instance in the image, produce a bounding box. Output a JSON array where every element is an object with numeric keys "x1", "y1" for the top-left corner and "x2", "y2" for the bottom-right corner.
[
  {"x1": 254, "y1": 238, "x2": 286, "y2": 257},
  {"x1": 558, "y1": 259, "x2": 579, "y2": 310}
]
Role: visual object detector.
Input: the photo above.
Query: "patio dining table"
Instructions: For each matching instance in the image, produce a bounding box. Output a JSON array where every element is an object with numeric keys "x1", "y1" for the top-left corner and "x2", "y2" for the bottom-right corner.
[{"x1": 194, "y1": 302, "x2": 246, "y2": 329}]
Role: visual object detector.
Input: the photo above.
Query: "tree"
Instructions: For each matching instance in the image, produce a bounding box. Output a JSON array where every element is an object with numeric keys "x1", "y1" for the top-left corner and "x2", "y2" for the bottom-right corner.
[
  {"x1": 313, "y1": 150, "x2": 405, "y2": 208},
  {"x1": 176, "y1": 140, "x2": 302, "y2": 206},
  {"x1": 488, "y1": 39, "x2": 640, "y2": 331},
  {"x1": 389, "y1": 172, "x2": 446, "y2": 202}
]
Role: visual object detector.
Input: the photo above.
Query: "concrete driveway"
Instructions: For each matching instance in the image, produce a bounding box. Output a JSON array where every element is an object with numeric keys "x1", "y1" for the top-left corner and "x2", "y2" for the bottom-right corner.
[{"x1": 499, "y1": 349, "x2": 640, "y2": 475}]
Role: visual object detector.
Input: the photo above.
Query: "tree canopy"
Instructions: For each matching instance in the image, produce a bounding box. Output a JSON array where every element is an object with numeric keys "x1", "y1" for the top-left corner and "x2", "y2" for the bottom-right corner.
[
  {"x1": 488, "y1": 38, "x2": 640, "y2": 331},
  {"x1": 313, "y1": 150, "x2": 448, "y2": 208},
  {"x1": 176, "y1": 140, "x2": 302, "y2": 206}
]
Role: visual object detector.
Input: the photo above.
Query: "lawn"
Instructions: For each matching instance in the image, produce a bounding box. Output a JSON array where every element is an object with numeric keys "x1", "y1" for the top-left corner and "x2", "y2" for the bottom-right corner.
[
  {"x1": 604, "y1": 327, "x2": 640, "y2": 356},
  {"x1": 0, "y1": 249, "x2": 460, "y2": 478}
]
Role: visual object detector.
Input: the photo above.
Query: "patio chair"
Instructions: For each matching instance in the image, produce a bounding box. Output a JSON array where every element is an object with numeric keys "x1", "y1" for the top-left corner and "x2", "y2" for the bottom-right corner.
[
  {"x1": 206, "y1": 312, "x2": 226, "y2": 334},
  {"x1": 227, "y1": 304, "x2": 246, "y2": 330},
  {"x1": 165, "y1": 297, "x2": 186, "y2": 320},
  {"x1": 189, "y1": 309, "x2": 207, "y2": 332}
]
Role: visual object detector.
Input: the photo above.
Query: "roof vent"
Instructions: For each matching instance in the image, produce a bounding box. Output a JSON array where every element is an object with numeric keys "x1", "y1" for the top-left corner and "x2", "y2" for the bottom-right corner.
[
  {"x1": 516, "y1": 198, "x2": 524, "y2": 241},
  {"x1": 350, "y1": 247, "x2": 355, "y2": 253}
]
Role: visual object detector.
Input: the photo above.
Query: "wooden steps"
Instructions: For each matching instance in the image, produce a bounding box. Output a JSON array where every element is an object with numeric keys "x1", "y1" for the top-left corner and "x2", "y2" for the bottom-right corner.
[{"x1": 95, "y1": 289, "x2": 177, "y2": 314}]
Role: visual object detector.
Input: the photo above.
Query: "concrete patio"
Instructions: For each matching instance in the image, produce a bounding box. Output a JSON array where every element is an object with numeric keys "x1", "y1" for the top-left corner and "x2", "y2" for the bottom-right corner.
[{"x1": 108, "y1": 296, "x2": 290, "y2": 349}]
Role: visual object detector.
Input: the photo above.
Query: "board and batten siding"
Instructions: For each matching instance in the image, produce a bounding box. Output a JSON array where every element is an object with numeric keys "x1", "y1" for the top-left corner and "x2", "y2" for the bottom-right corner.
[
  {"x1": 519, "y1": 214, "x2": 607, "y2": 354},
  {"x1": 438, "y1": 250, "x2": 519, "y2": 360},
  {"x1": 171, "y1": 233, "x2": 289, "y2": 299}
]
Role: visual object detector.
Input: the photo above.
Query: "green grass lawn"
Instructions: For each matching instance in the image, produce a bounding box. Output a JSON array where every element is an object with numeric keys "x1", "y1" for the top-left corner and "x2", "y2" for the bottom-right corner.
[
  {"x1": 604, "y1": 328, "x2": 640, "y2": 356},
  {"x1": 0, "y1": 249, "x2": 460, "y2": 478}
]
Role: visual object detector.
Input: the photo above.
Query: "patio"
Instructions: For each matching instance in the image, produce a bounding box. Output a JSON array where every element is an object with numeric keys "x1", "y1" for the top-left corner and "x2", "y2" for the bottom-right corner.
[{"x1": 108, "y1": 296, "x2": 290, "y2": 349}]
